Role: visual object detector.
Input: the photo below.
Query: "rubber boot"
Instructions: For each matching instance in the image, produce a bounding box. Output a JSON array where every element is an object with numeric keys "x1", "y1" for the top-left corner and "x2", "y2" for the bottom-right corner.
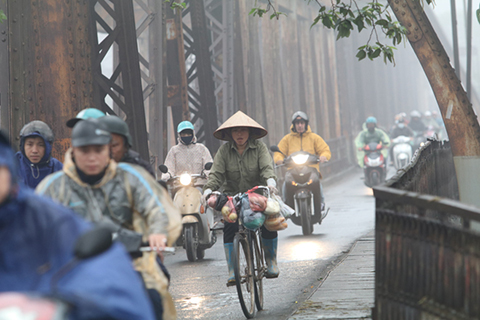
[
  {"x1": 224, "y1": 243, "x2": 235, "y2": 285},
  {"x1": 262, "y1": 237, "x2": 279, "y2": 278}
]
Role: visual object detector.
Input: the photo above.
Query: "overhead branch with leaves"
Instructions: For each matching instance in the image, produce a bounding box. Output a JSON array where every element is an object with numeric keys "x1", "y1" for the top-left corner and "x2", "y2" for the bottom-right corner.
[{"x1": 250, "y1": 0, "x2": 411, "y2": 65}]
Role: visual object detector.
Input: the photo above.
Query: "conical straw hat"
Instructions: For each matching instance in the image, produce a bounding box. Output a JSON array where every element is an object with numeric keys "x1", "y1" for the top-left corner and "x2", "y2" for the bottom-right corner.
[{"x1": 213, "y1": 111, "x2": 268, "y2": 141}]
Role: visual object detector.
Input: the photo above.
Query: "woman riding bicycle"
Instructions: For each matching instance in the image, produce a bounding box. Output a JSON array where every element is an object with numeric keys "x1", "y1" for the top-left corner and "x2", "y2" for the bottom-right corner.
[{"x1": 203, "y1": 111, "x2": 279, "y2": 285}]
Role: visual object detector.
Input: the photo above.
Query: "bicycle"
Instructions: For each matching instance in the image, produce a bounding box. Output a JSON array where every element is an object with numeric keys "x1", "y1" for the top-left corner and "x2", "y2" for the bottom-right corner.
[{"x1": 231, "y1": 187, "x2": 269, "y2": 319}]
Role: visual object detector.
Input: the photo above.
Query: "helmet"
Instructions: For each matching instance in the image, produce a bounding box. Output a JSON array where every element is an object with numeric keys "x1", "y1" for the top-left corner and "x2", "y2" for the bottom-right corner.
[
  {"x1": 365, "y1": 117, "x2": 377, "y2": 124},
  {"x1": 410, "y1": 110, "x2": 421, "y2": 118},
  {"x1": 20, "y1": 121, "x2": 54, "y2": 143},
  {"x1": 291, "y1": 111, "x2": 309, "y2": 124},
  {"x1": 71, "y1": 118, "x2": 111, "y2": 147},
  {"x1": 177, "y1": 121, "x2": 195, "y2": 133},
  {"x1": 424, "y1": 111, "x2": 432, "y2": 117},
  {"x1": 66, "y1": 108, "x2": 106, "y2": 128},
  {"x1": 99, "y1": 116, "x2": 133, "y2": 147}
]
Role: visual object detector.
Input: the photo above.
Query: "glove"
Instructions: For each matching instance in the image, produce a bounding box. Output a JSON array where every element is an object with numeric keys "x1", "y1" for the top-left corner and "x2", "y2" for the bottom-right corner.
[
  {"x1": 267, "y1": 178, "x2": 278, "y2": 195},
  {"x1": 202, "y1": 189, "x2": 212, "y2": 207}
]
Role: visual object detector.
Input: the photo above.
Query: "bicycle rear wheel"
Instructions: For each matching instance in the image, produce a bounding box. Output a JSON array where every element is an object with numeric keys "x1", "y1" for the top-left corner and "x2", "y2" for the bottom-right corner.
[
  {"x1": 233, "y1": 234, "x2": 256, "y2": 319},
  {"x1": 252, "y1": 233, "x2": 264, "y2": 311}
]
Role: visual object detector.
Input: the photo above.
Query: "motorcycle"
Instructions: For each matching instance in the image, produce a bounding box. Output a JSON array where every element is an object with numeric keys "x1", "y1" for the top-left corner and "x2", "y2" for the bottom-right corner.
[
  {"x1": 0, "y1": 227, "x2": 175, "y2": 320},
  {"x1": 391, "y1": 135, "x2": 413, "y2": 170},
  {"x1": 159, "y1": 162, "x2": 216, "y2": 262},
  {"x1": 362, "y1": 142, "x2": 386, "y2": 187},
  {"x1": 270, "y1": 146, "x2": 328, "y2": 236}
]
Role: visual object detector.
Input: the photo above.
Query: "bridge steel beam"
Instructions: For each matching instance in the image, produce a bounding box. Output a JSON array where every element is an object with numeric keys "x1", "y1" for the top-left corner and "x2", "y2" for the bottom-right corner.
[
  {"x1": 0, "y1": 0, "x2": 94, "y2": 161},
  {"x1": 89, "y1": 0, "x2": 149, "y2": 161}
]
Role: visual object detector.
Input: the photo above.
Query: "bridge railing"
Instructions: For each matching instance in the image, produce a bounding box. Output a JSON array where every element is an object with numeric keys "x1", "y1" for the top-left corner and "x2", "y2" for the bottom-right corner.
[
  {"x1": 319, "y1": 136, "x2": 355, "y2": 179},
  {"x1": 373, "y1": 140, "x2": 480, "y2": 319}
]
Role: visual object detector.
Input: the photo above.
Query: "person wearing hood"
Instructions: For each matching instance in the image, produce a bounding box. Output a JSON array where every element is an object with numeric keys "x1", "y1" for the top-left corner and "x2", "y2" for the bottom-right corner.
[
  {"x1": 202, "y1": 111, "x2": 279, "y2": 283},
  {"x1": 0, "y1": 130, "x2": 158, "y2": 320},
  {"x1": 36, "y1": 118, "x2": 182, "y2": 320},
  {"x1": 161, "y1": 121, "x2": 213, "y2": 181},
  {"x1": 274, "y1": 111, "x2": 331, "y2": 213},
  {"x1": 99, "y1": 115, "x2": 156, "y2": 177},
  {"x1": 15, "y1": 120, "x2": 63, "y2": 189}
]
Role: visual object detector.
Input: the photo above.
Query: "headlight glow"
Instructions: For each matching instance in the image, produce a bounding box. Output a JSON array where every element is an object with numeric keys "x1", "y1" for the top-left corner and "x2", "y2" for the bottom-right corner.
[
  {"x1": 292, "y1": 154, "x2": 309, "y2": 165},
  {"x1": 179, "y1": 173, "x2": 192, "y2": 186}
]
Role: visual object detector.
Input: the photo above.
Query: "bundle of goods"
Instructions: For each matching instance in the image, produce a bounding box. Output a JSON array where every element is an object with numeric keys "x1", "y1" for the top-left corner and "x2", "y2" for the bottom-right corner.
[
  {"x1": 206, "y1": 186, "x2": 295, "y2": 231},
  {"x1": 207, "y1": 193, "x2": 237, "y2": 223}
]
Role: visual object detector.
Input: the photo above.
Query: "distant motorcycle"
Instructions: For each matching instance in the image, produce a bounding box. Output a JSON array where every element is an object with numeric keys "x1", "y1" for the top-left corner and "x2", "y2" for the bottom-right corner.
[
  {"x1": 391, "y1": 135, "x2": 413, "y2": 170},
  {"x1": 362, "y1": 142, "x2": 386, "y2": 187},
  {"x1": 159, "y1": 163, "x2": 216, "y2": 262},
  {"x1": 270, "y1": 146, "x2": 328, "y2": 236}
]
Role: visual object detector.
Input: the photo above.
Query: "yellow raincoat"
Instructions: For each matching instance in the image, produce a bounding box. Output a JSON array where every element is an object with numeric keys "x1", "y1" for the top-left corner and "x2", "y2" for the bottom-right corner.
[{"x1": 274, "y1": 126, "x2": 331, "y2": 172}]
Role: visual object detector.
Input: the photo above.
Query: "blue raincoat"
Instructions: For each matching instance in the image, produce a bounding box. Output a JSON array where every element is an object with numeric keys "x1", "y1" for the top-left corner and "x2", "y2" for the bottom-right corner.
[
  {"x1": 16, "y1": 132, "x2": 63, "y2": 189},
  {"x1": 0, "y1": 139, "x2": 156, "y2": 320}
]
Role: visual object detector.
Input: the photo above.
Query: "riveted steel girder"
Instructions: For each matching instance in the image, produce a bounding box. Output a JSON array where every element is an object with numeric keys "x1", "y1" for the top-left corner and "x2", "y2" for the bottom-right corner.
[{"x1": 1, "y1": 0, "x2": 94, "y2": 161}]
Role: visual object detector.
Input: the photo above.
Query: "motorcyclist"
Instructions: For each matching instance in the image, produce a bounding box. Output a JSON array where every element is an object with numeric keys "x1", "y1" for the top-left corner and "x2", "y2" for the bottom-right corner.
[
  {"x1": 15, "y1": 120, "x2": 63, "y2": 189},
  {"x1": 99, "y1": 115, "x2": 156, "y2": 177},
  {"x1": 422, "y1": 110, "x2": 441, "y2": 133},
  {"x1": 273, "y1": 111, "x2": 331, "y2": 213},
  {"x1": 408, "y1": 110, "x2": 426, "y2": 133},
  {"x1": 161, "y1": 121, "x2": 213, "y2": 182},
  {"x1": 36, "y1": 118, "x2": 182, "y2": 320},
  {"x1": 390, "y1": 117, "x2": 414, "y2": 139},
  {"x1": 66, "y1": 107, "x2": 106, "y2": 128},
  {"x1": 358, "y1": 117, "x2": 390, "y2": 146},
  {"x1": 0, "y1": 130, "x2": 157, "y2": 320},
  {"x1": 202, "y1": 111, "x2": 279, "y2": 283}
]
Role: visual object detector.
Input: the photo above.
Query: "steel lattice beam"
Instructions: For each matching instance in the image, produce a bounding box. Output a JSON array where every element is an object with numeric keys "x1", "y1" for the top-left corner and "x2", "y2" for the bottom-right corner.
[{"x1": 89, "y1": 0, "x2": 149, "y2": 160}]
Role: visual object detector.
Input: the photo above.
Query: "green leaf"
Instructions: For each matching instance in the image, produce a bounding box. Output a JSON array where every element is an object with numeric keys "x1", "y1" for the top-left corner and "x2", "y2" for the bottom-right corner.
[
  {"x1": 0, "y1": 10, "x2": 6, "y2": 23},
  {"x1": 376, "y1": 19, "x2": 388, "y2": 27},
  {"x1": 477, "y1": 6, "x2": 480, "y2": 24},
  {"x1": 372, "y1": 48, "x2": 381, "y2": 58},
  {"x1": 356, "y1": 49, "x2": 367, "y2": 61}
]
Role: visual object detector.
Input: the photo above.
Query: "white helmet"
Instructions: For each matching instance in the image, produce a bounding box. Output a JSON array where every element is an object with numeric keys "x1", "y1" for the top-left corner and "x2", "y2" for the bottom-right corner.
[{"x1": 410, "y1": 110, "x2": 421, "y2": 118}]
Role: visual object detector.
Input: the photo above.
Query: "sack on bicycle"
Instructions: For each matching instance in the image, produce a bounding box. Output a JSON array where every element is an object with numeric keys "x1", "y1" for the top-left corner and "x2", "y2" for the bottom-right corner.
[{"x1": 240, "y1": 195, "x2": 265, "y2": 230}]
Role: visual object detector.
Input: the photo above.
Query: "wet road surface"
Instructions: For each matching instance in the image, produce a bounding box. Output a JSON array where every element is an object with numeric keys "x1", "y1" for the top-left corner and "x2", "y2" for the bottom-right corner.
[{"x1": 164, "y1": 167, "x2": 393, "y2": 319}]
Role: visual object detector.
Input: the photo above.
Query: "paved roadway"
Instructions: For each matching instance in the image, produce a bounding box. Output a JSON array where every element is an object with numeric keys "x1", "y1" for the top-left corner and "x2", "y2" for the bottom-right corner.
[{"x1": 164, "y1": 167, "x2": 394, "y2": 319}]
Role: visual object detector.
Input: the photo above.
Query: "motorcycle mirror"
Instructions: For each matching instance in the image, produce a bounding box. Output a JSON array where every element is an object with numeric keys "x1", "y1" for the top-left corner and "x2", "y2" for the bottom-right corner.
[
  {"x1": 158, "y1": 164, "x2": 169, "y2": 174},
  {"x1": 270, "y1": 145, "x2": 281, "y2": 153},
  {"x1": 74, "y1": 226, "x2": 113, "y2": 260},
  {"x1": 204, "y1": 162, "x2": 213, "y2": 170}
]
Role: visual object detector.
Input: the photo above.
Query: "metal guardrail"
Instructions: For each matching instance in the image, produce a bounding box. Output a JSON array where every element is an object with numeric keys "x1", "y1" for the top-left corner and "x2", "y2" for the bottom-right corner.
[
  {"x1": 319, "y1": 136, "x2": 355, "y2": 178},
  {"x1": 373, "y1": 140, "x2": 480, "y2": 319}
]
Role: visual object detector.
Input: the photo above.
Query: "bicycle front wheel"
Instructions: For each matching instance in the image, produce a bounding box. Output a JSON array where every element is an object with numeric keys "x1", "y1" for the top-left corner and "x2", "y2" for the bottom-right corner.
[
  {"x1": 233, "y1": 234, "x2": 256, "y2": 319},
  {"x1": 252, "y1": 233, "x2": 264, "y2": 311}
]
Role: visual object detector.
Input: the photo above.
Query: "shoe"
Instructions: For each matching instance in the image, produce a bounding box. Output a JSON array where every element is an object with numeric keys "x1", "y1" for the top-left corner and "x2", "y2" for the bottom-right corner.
[
  {"x1": 321, "y1": 203, "x2": 325, "y2": 212},
  {"x1": 262, "y1": 237, "x2": 279, "y2": 278},
  {"x1": 224, "y1": 243, "x2": 236, "y2": 286}
]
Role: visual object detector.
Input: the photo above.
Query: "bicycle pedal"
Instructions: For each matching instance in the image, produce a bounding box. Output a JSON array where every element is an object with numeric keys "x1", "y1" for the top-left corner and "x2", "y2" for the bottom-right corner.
[{"x1": 226, "y1": 281, "x2": 236, "y2": 287}]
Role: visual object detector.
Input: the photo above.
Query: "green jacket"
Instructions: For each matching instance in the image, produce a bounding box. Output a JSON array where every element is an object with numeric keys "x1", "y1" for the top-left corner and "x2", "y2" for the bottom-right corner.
[{"x1": 204, "y1": 139, "x2": 276, "y2": 195}]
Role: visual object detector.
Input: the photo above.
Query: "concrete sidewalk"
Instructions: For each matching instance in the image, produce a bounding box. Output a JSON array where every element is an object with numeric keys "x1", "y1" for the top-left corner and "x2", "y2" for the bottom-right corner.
[{"x1": 289, "y1": 232, "x2": 375, "y2": 320}]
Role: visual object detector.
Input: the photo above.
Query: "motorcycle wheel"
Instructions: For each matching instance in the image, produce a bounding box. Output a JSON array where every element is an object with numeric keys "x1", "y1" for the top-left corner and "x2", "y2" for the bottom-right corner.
[
  {"x1": 300, "y1": 199, "x2": 313, "y2": 236},
  {"x1": 185, "y1": 225, "x2": 198, "y2": 262},
  {"x1": 370, "y1": 171, "x2": 380, "y2": 186},
  {"x1": 196, "y1": 247, "x2": 205, "y2": 260}
]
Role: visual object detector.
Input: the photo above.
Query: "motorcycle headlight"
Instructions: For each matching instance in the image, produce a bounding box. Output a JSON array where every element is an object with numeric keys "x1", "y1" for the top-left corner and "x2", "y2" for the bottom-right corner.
[
  {"x1": 179, "y1": 173, "x2": 192, "y2": 186},
  {"x1": 292, "y1": 154, "x2": 309, "y2": 165}
]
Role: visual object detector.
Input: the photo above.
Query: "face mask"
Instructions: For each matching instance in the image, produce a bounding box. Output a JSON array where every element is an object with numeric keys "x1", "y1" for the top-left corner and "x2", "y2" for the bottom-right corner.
[
  {"x1": 181, "y1": 136, "x2": 193, "y2": 145},
  {"x1": 398, "y1": 123, "x2": 405, "y2": 128}
]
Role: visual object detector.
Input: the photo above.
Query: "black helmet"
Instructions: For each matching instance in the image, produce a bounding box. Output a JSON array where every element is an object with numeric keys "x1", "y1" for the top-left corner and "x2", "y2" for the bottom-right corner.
[
  {"x1": 19, "y1": 121, "x2": 54, "y2": 143},
  {"x1": 99, "y1": 116, "x2": 133, "y2": 147},
  {"x1": 291, "y1": 111, "x2": 309, "y2": 124},
  {"x1": 71, "y1": 118, "x2": 111, "y2": 147}
]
